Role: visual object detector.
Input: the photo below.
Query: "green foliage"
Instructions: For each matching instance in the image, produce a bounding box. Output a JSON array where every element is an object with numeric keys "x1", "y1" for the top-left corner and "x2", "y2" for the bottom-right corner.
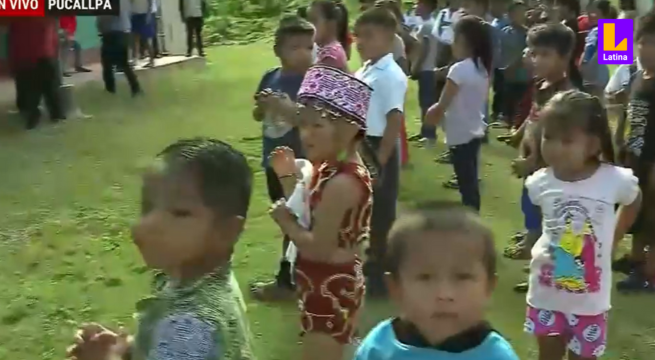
[{"x1": 204, "y1": 0, "x2": 311, "y2": 44}]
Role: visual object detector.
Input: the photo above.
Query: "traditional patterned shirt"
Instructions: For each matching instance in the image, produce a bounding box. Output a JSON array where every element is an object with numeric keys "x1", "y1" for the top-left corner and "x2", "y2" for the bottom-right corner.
[{"x1": 132, "y1": 265, "x2": 255, "y2": 360}]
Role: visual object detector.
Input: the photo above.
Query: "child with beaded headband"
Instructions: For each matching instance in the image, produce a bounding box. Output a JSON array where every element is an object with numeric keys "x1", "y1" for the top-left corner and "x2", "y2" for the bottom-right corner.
[{"x1": 268, "y1": 65, "x2": 378, "y2": 360}]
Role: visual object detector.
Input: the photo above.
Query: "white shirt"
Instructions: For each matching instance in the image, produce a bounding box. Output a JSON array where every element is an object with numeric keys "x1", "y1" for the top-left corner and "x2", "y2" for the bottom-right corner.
[
  {"x1": 182, "y1": 0, "x2": 203, "y2": 18},
  {"x1": 443, "y1": 58, "x2": 488, "y2": 146},
  {"x1": 354, "y1": 54, "x2": 408, "y2": 137},
  {"x1": 432, "y1": 8, "x2": 458, "y2": 45},
  {"x1": 285, "y1": 159, "x2": 314, "y2": 265},
  {"x1": 131, "y1": 0, "x2": 151, "y2": 14},
  {"x1": 525, "y1": 165, "x2": 639, "y2": 316},
  {"x1": 605, "y1": 59, "x2": 642, "y2": 94}
]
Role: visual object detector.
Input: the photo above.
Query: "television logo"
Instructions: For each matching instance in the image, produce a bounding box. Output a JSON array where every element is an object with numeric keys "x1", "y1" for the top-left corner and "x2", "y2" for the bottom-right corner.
[
  {"x1": 598, "y1": 19, "x2": 633, "y2": 65},
  {"x1": 0, "y1": 0, "x2": 119, "y2": 16}
]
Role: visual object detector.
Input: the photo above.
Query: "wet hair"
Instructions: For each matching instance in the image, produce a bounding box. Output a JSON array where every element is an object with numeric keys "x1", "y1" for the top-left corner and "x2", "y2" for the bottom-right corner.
[
  {"x1": 157, "y1": 138, "x2": 253, "y2": 218},
  {"x1": 540, "y1": 90, "x2": 614, "y2": 164},
  {"x1": 310, "y1": 0, "x2": 350, "y2": 52},
  {"x1": 355, "y1": 5, "x2": 399, "y2": 32},
  {"x1": 387, "y1": 202, "x2": 497, "y2": 279},
  {"x1": 636, "y1": 10, "x2": 655, "y2": 41},
  {"x1": 527, "y1": 23, "x2": 575, "y2": 57},
  {"x1": 454, "y1": 15, "x2": 493, "y2": 74},
  {"x1": 274, "y1": 15, "x2": 315, "y2": 49}
]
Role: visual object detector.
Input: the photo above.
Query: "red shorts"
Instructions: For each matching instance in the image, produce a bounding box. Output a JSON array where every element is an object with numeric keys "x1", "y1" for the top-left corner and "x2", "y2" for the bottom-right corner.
[{"x1": 295, "y1": 255, "x2": 365, "y2": 344}]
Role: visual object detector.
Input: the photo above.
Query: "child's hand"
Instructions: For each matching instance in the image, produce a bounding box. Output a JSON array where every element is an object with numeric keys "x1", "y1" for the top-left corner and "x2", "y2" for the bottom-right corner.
[
  {"x1": 66, "y1": 323, "x2": 130, "y2": 360},
  {"x1": 511, "y1": 157, "x2": 534, "y2": 178},
  {"x1": 268, "y1": 146, "x2": 297, "y2": 178},
  {"x1": 269, "y1": 199, "x2": 296, "y2": 226},
  {"x1": 253, "y1": 105, "x2": 264, "y2": 122}
]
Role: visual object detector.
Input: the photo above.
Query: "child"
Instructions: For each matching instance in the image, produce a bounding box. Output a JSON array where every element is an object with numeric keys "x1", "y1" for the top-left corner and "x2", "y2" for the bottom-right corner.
[
  {"x1": 97, "y1": 0, "x2": 143, "y2": 97},
  {"x1": 267, "y1": 65, "x2": 378, "y2": 360},
  {"x1": 130, "y1": 0, "x2": 156, "y2": 67},
  {"x1": 412, "y1": 0, "x2": 440, "y2": 147},
  {"x1": 524, "y1": 90, "x2": 641, "y2": 359},
  {"x1": 307, "y1": 0, "x2": 350, "y2": 71},
  {"x1": 249, "y1": 16, "x2": 314, "y2": 302},
  {"x1": 504, "y1": 23, "x2": 574, "y2": 267},
  {"x1": 179, "y1": 0, "x2": 208, "y2": 57},
  {"x1": 65, "y1": 138, "x2": 256, "y2": 360},
  {"x1": 614, "y1": 10, "x2": 655, "y2": 293},
  {"x1": 59, "y1": 16, "x2": 92, "y2": 76},
  {"x1": 354, "y1": 7, "x2": 408, "y2": 296},
  {"x1": 580, "y1": 0, "x2": 616, "y2": 98},
  {"x1": 499, "y1": 1, "x2": 528, "y2": 126},
  {"x1": 426, "y1": 15, "x2": 491, "y2": 212},
  {"x1": 355, "y1": 203, "x2": 520, "y2": 360}
]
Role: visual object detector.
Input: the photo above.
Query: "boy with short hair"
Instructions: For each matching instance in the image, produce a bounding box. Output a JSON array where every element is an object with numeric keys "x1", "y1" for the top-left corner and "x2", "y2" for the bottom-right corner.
[
  {"x1": 66, "y1": 137, "x2": 255, "y2": 360},
  {"x1": 249, "y1": 15, "x2": 314, "y2": 301},
  {"x1": 499, "y1": 1, "x2": 529, "y2": 124},
  {"x1": 505, "y1": 23, "x2": 574, "y2": 292},
  {"x1": 354, "y1": 6, "x2": 408, "y2": 296},
  {"x1": 411, "y1": 0, "x2": 439, "y2": 147}
]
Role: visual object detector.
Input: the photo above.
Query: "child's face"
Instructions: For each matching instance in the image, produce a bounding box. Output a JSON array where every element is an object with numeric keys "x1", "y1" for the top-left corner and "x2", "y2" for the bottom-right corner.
[
  {"x1": 415, "y1": 1, "x2": 432, "y2": 17},
  {"x1": 387, "y1": 231, "x2": 495, "y2": 344},
  {"x1": 637, "y1": 33, "x2": 655, "y2": 71},
  {"x1": 132, "y1": 162, "x2": 231, "y2": 272},
  {"x1": 278, "y1": 34, "x2": 314, "y2": 72},
  {"x1": 541, "y1": 126, "x2": 597, "y2": 173},
  {"x1": 509, "y1": 6, "x2": 527, "y2": 24},
  {"x1": 298, "y1": 107, "x2": 359, "y2": 162},
  {"x1": 530, "y1": 46, "x2": 569, "y2": 79},
  {"x1": 355, "y1": 23, "x2": 395, "y2": 60}
]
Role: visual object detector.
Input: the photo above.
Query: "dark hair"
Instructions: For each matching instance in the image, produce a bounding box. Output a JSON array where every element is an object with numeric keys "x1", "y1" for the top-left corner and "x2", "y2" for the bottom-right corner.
[
  {"x1": 592, "y1": 0, "x2": 612, "y2": 18},
  {"x1": 274, "y1": 15, "x2": 315, "y2": 48},
  {"x1": 387, "y1": 202, "x2": 497, "y2": 279},
  {"x1": 375, "y1": 0, "x2": 404, "y2": 24},
  {"x1": 419, "y1": 0, "x2": 438, "y2": 10},
  {"x1": 555, "y1": 0, "x2": 581, "y2": 17},
  {"x1": 157, "y1": 138, "x2": 253, "y2": 218},
  {"x1": 454, "y1": 15, "x2": 493, "y2": 74},
  {"x1": 355, "y1": 6, "x2": 399, "y2": 31},
  {"x1": 619, "y1": 0, "x2": 635, "y2": 11},
  {"x1": 540, "y1": 90, "x2": 615, "y2": 164},
  {"x1": 508, "y1": 0, "x2": 525, "y2": 13},
  {"x1": 311, "y1": 0, "x2": 350, "y2": 53},
  {"x1": 527, "y1": 23, "x2": 575, "y2": 57},
  {"x1": 636, "y1": 9, "x2": 655, "y2": 41}
]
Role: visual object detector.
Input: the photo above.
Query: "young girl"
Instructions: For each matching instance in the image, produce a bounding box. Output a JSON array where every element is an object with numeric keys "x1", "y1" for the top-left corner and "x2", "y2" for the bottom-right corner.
[
  {"x1": 524, "y1": 90, "x2": 641, "y2": 360},
  {"x1": 308, "y1": 0, "x2": 350, "y2": 71},
  {"x1": 267, "y1": 65, "x2": 378, "y2": 360},
  {"x1": 426, "y1": 15, "x2": 491, "y2": 211},
  {"x1": 355, "y1": 203, "x2": 520, "y2": 360}
]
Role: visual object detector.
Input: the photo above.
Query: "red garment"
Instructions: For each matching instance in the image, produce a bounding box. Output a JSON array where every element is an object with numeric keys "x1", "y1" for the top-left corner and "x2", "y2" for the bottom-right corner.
[
  {"x1": 400, "y1": 116, "x2": 409, "y2": 166},
  {"x1": 59, "y1": 16, "x2": 77, "y2": 36},
  {"x1": 295, "y1": 161, "x2": 372, "y2": 344},
  {"x1": 7, "y1": 18, "x2": 58, "y2": 71},
  {"x1": 577, "y1": 15, "x2": 590, "y2": 32}
]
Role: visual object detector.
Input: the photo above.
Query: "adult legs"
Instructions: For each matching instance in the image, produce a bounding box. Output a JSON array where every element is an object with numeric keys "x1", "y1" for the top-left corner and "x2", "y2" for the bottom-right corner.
[
  {"x1": 118, "y1": 32, "x2": 142, "y2": 94},
  {"x1": 418, "y1": 70, "x2": 437, "y2": 144},
  {"x1": 194, "y1": 17, "x2": 204, "y2": 56},
  {"x1": 185, "y1": 18, "x2": 194, "y2": 56},
  {"x1": 72, "y1": 40, "x2": 90, "y2": 72},
  {"x1": 101, "y1": 33, "x2": 117, "y2": 93},
  {"x1": 491, "y1": 69, "x2": 504, "y2": 121},
  {"x1": 21, "y1": 63, "x2": 43, "y2": 129},
  {"x1": 39, "y1": 58, "x2": 65, "y2": 121}
]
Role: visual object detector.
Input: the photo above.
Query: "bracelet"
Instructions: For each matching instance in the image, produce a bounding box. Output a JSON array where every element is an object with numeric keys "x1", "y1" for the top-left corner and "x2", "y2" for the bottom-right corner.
[{"x1": 278, "y1": 173, "x2": 296, "y2": 180}]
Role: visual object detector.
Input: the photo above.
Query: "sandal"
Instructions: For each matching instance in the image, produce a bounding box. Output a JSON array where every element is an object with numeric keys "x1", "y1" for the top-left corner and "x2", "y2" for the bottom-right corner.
[
  {"x1": 249, "y1": 280, "x2": 296, "y2": 302},
  {"x1": 503, "y1": 240, "x2": 532, "y2": 260},
  {"x1": 510, "y1": 231, "x2": 527, "y2": 245},
  {"x1": 513, "y1": 281, "x2": 529, "y2": 293}
]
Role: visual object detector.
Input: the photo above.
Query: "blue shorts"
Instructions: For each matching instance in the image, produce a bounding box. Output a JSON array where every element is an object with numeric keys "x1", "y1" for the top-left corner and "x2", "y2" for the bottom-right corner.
[
  {"x1": 521, "y1": 186, "x2": 541, "y2": 231},
  {"x1": 131, "y1": 13, "x2": 155, "y2": 39}
]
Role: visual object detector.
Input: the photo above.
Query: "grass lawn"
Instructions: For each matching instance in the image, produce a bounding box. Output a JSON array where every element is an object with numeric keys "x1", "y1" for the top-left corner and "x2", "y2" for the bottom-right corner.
[{"x1": 0, "y1": 43, "x2": 653, "y2": 360}]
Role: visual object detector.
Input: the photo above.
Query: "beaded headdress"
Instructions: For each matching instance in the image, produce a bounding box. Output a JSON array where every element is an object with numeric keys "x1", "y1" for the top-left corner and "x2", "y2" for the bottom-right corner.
[{"x1": 297, "y1": 65, "x2": 372, "y2": 131}]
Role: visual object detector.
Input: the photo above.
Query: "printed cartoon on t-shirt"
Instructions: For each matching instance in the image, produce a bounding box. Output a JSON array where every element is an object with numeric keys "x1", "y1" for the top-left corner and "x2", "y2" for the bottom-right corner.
[{"x1": 539, "y1": 200, "x2": 601, "y2": 294}]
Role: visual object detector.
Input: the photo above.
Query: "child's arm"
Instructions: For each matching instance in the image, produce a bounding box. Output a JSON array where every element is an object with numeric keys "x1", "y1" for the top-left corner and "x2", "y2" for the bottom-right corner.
[
  {"x1": 274, "y1": 174, "x2": 362, "y2": 260},
  {"x1": 614, "y1": 167, "x2": 642, "y2": 257},
  {"x1": 425, "y1": 78, "x2": 458, "y2": 126},
  {"x1": 614, "y1": 192, "x2": 641, "y2": 257}
]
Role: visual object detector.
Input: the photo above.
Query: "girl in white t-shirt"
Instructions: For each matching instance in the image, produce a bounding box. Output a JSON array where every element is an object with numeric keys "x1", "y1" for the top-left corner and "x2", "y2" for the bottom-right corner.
[
  {"x1": 523, "y1": 90, "x2": 641, "y2": 360},
  {"x1": 425, "y1": 15, "x2": 491, "y2": 211}
]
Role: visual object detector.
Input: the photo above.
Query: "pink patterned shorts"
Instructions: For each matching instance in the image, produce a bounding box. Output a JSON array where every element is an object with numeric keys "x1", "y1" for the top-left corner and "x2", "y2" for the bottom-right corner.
[{"x1": 524, "y1": 306, "x2": 608, "y2": 358}]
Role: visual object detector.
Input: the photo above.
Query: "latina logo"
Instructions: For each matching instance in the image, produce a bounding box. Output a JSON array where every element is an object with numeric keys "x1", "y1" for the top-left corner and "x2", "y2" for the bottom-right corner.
[{"x1": 598, "y1": 19, "x2": 633, "y2": 65}]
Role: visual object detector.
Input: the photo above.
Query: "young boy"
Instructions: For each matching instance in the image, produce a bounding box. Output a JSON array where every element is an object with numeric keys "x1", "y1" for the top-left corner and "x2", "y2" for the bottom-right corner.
[
  {"x1": 355, "y1": 203, "x2": 519, "y2": 360},
  {"x1": 65, "y1": 138, "x2": 255, "y2": 360},
  {"x1": 97, "y1": 0, "x2": 142, "y2": 96},
  {"x1": 499, "y1": 1, "x2": 529, "y2": 124},
  {"x1": 506, "y1": 23, "x2": 574, "y2": 292},
  {"x1": 615, "y1": 10, "x2": 655, "y2": 293},
  {"x1": 249, "y1": 16, "x2": 314, "y2": 301},
  {"x1": 131, "y1": 0, "x2": 156, "y2": 67},
  {"x1": 411, "y1": 0, "x2": 439, "y2": 147},
  {"x1": 179, "y1": 0, "x2": 208, "y2": 57},
  {"x1": 354, "y1": 6, "x2": 408, "y2": 296}
]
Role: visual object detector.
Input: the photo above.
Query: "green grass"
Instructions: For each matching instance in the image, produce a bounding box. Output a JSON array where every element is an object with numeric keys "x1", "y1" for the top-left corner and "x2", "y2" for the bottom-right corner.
[{"x1": 0, "y1": 44, "x2": 653, "y2": 360}]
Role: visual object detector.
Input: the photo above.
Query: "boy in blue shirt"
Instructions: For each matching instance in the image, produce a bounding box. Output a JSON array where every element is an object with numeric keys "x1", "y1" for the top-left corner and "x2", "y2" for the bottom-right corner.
[
  {"x1": 249, "y1": 15, "x2": 314, "y2": 302},
  {"x1": 355, "y1": 203, "x2": 520, "y2": 360}
]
